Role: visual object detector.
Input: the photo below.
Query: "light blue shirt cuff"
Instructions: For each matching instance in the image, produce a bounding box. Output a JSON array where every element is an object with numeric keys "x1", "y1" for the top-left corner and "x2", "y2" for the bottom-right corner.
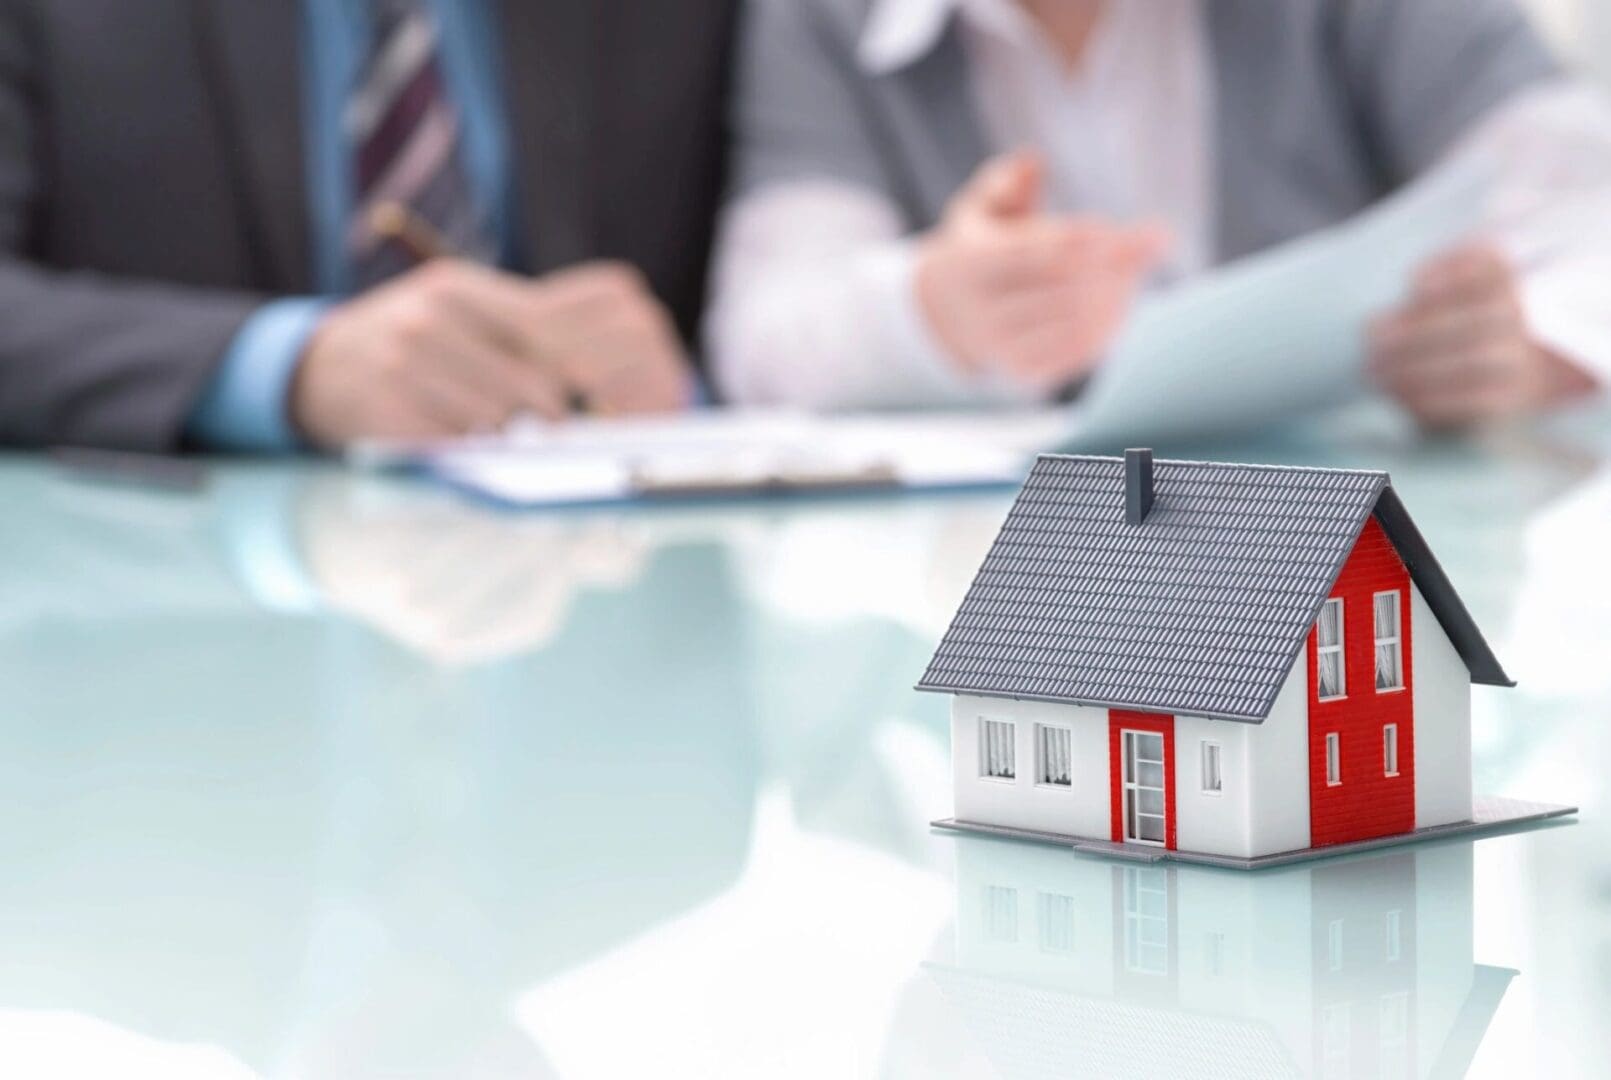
[{"x1": 188, "y1": 298, "x2": 332, "y2": 453}]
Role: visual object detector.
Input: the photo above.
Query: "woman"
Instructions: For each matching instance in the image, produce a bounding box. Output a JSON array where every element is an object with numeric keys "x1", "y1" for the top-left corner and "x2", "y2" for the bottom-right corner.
[{"x1": 709, "y1": 0, "x2": 1606, "y2": 428}]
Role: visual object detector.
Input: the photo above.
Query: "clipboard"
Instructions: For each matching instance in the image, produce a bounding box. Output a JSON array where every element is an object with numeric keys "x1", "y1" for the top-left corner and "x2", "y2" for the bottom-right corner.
[{"x1": 353, "y1": 409, "x2": 1072, "y2": 510}]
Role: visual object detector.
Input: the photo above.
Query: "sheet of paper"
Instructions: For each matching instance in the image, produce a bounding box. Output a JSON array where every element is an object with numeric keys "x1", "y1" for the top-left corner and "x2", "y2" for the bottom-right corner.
[
  {"x1": 1064, "y1": 156, "x2": 1495, "y2": 450},
  {"x1": 373, "y1": 409, "x2": 1072, "y2": 509}
]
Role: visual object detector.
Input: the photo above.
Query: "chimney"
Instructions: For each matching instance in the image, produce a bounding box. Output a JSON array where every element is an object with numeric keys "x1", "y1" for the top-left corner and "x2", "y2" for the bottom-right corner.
[{"x1": 1125, "y1": 449, "x2": 1154, "y2": 526}]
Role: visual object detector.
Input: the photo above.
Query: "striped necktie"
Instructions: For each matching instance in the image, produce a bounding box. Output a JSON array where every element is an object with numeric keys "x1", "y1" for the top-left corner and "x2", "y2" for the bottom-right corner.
[{"x1": 345, "y1": 0, "x2": 496, "y2": 288}]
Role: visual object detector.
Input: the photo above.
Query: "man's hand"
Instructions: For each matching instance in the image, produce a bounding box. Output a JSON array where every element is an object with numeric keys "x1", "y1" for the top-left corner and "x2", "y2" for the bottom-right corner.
[
  {"x1": 519, "y1": 262, "x2": 694, "y2": 418},
  {"x1": 916, "y1": 152, "x2": 1169, "y2": 394},
  {"x1": 289, "y1": 259, "x2": 693, "y2": 448},
  {"x1": 1368, "y1": 245, "x2": 1597, "y2": 430}
]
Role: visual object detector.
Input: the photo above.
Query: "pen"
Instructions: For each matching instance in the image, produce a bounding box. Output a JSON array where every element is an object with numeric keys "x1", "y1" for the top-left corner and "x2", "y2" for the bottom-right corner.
[
  {"x1": 368, "y1": 201, "x2": 594, "y2": 416},
  {"x1": 367, "y1": 201, "x2": 452, "y2": 262}
]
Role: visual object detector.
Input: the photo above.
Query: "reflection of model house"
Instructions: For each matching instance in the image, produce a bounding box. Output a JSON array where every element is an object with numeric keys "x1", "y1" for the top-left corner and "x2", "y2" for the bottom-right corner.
[
  {"x1": 930, "y1": 837, "x2": 1513, "y2": 1079},
  {"x1": 920, "y1": 451, "x2": 1568, "y2": 867}
]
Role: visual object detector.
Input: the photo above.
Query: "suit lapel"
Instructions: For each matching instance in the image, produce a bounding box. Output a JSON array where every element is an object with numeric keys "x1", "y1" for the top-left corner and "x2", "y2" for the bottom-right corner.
[
  {"x1": 498, "y1": 0, "x2": 600, "y2": 273},
  {"x1": 879, "y1": 27, "x2": 991, "y2": 226},
  {"x1": 190, "y1": 0, "x2": 312, "y2": 290}
]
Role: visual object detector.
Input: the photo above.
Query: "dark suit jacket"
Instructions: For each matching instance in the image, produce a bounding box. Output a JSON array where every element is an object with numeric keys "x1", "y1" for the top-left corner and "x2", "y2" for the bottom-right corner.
[{"x1": 0, "y1": 0, "x2": 738, "y2": 450}]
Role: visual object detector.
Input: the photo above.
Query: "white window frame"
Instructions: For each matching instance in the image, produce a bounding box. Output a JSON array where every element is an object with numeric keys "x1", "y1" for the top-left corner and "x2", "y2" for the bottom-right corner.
[
  {"x1": 1034, "y1": 723, "x2": 1074, "y2": 789},
  {"x1": 1200, "y1": 740, "x2": 1223, "y2": 795},
  {"x1": 979, "y1": 718, "x2": 1017, "y2": 783},
  {"x1": 1383, "y1": 724, "x2": 1400, "y2": 778},
  {"x1": 1326, "y1": 732, "x2": 1342, "y2": 786},
  {"x1": 1373, "y1": 590, "x2": 1405, "y2": 693},
  {"x1": 1317, "y1": 597, "x2": 1347, "y2": 701}
]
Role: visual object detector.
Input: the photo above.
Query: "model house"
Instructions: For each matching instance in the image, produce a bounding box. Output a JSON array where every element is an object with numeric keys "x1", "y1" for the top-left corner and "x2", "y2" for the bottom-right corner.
[
  {"x1": 923, "y1": 834, "x2": 1514, "y2": 1078},
  {"x1": 919, "y1": 451, "x2": 1572, "y2": 867}
]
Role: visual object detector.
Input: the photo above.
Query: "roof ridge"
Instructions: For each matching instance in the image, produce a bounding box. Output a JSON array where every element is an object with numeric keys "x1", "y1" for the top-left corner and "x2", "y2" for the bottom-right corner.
[{"x1": 1033, "y1": 453, "x2": 1391, "y2": 481}]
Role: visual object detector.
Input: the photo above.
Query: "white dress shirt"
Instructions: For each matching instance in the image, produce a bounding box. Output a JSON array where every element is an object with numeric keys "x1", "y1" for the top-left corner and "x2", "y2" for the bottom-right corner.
[{"x1": 709, "y1": 0, "x2": 1611, "y2": 410}]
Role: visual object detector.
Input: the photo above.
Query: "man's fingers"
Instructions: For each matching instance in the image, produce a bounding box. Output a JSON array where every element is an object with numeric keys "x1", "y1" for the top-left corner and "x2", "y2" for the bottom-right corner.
[
  {"x1": 431, "y1": 312, "x2": 573, "y2": 421},
  {"x1": 343, "y1": 393, "x2": 460, "y2": 443},
  {"x1": 402, "y1": 359, "x2": 516, "y2": 435},
  {"x1": 552, "y1": 332, "x2": 692, "y2": 414},
  {"x1": 419, "y1": 260, "x2": 592, "y2": 403}
]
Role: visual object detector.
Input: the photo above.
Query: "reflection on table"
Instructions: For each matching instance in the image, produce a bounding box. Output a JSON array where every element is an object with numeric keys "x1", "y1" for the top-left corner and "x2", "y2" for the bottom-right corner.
[{"x1": 914, "y1": 836, "x2": 1513, "y2": 1080}]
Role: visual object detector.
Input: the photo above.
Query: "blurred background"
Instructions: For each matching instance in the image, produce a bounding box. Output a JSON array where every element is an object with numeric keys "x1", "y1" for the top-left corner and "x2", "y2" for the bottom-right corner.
[{"x1": 1530, "y1": 0, "x2": 1611, "y2": 81}]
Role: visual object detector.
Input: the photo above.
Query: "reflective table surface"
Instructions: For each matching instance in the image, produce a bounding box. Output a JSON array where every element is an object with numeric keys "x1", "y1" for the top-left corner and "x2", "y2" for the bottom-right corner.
[{"x1": 1, "y1": 413, "x2": 1607, "y2": 1078}]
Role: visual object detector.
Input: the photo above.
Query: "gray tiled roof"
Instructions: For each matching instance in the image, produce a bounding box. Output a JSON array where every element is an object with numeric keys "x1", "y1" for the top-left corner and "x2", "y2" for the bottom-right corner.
[{"x1": 917, "y1": 455, "x2": 1510, "y2": 722}]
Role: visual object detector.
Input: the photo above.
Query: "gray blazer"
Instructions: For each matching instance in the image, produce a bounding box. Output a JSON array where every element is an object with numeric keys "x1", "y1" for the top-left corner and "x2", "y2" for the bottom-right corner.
[
  {"x1": 0, "y1": 0, "x2": 737, "y2": 451},
  {"x1": 733, "y1": 0, "x2": 1561, "y2": 262}
]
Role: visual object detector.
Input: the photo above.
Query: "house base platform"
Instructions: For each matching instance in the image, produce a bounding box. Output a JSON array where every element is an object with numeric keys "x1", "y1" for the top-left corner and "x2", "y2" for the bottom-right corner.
[{"x1": 931, "y1": 795, "x2": 1577, "y2": 870}]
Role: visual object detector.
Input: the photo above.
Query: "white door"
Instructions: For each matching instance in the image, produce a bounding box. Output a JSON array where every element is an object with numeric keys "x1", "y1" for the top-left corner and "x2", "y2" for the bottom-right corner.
[{"x1": 1122, "y1": 730, "x2": 1167, "y2": 846}]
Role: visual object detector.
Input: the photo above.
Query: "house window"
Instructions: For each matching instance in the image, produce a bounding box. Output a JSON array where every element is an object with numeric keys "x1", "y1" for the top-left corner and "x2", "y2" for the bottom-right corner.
[
  {"x1": 980, "y1": 719, "x2": 1016, "y2": 781},
  {"x1": 1326, "y1": 732, "x2": 1342, "y2": 786},
  {"x1": 1374, "y1": 591, "x2": 1404, "y2": 691},
  {"x1": 1385, "y1": 909, "x2": 1401, "y2": 962},
  {"x1": 1038, "y1": 892, "x2": 1076, "y2": 954},
  {"x1": 1201, "y1": 741, "x2": 1223, "y2": 794},
  {"x1": 1383, "y1": 724, "x2": 1399, "y2": 777},
  {"x1": 1317, "y1": 598, "x2": 1346, "y2": 699},
  {"x1": 983, "y1": 885, "x2": 1019, "y2": 942},
  {"x1": 1035, "y1": 724, "x2": 1072, "y2": 787}
]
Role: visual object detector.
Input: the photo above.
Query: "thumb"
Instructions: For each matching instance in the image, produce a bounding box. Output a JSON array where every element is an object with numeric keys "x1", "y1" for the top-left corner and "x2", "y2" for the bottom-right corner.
[{"x1": 960, "y1": 151, "x2": 1045, "y2": 222}]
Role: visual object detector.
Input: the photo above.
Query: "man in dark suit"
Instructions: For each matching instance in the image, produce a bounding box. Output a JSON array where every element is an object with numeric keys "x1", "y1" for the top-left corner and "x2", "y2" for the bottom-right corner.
[{"x1": 0, "y1": 0, "x2": 737, "y2": 452}]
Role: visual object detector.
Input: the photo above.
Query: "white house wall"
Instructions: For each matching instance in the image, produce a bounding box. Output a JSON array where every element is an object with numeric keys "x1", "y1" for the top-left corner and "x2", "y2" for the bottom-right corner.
[
  {"x1": 1173, "y1": 716, "x2": 1253, "y2": 858},
  {"x1": 1410, "y1": 581, "x2": 1474, "y2": 828},
  {"x1": 1245, "y1": 662, "x2": 1313, "y2": 859},
  {"x1": 951, "y1": 680, "x2": 1308, "y2": 859},
  {"x1": 951, "y1": 696, "x2": 1110, "y2": 839}
]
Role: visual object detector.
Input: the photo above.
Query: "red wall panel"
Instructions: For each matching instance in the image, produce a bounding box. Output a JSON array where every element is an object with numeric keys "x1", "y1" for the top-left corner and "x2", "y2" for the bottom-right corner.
[
  {"x1": 1109, "y1": 710, "x2": 1177, "y2": 850},
  {"x1": 1307, "y1": 516, "x2": 1417, "y2": 847}
]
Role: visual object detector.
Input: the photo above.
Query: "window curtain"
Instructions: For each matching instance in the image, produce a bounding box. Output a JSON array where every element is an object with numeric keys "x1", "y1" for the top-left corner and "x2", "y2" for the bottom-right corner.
[
  {"x1": 1374, "y1": 592, "x2": 1402, "y2": 690},
  {"x1": 1039, "y1": 726, "x2": 1072, "y2": 785}
]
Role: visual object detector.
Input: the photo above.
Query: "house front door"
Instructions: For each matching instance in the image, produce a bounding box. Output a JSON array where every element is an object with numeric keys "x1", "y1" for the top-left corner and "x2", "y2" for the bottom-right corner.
[{"x1": 1109, "y1": 710, "x2": 1176, "y2": 850}]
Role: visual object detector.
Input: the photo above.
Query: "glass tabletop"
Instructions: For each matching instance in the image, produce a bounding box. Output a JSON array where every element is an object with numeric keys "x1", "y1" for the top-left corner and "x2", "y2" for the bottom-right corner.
[{"x1": 0, "y1": 413, "x2": 1606, "y2": 1079}]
